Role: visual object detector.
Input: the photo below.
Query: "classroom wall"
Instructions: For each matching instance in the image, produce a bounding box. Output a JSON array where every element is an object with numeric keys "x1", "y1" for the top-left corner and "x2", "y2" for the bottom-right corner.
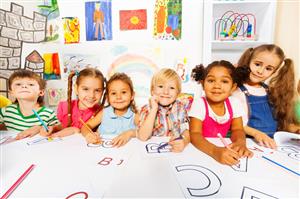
[
  {"x1": 0, "y1": 0, "x2": 204, "y2": 107},
  {"x1": 274, "y1": 0, "x2": 299, "y2": 83}
]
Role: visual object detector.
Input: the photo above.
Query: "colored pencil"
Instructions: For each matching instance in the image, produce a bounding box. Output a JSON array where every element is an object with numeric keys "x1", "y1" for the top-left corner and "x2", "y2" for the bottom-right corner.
[
  {"x1": 1, "y1": 164, "x2": 35, "y2": 199},
  {"x1": 79, "y1": 118, "x2": 97, "y2": 137},
  {"x1": 32, "y1": 110, "x2": 49, "y2": 131},
  {"x1": 217, "y1": 133, "x2": 229, "y2": 148},
  {"x1": 262, "y1": 156, "x2": 300, "y2": 176},
  {"x1": 157, "y1": 135, "x2": 183, "y2": 151}
]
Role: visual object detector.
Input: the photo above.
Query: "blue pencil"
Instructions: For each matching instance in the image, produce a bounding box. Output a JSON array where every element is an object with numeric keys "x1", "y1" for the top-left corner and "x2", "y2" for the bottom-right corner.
[
  {"x1": 157, "y1": 135, "x2": 183, "y2": 152},
  {"x1": 262, "y1": 155, "x2": 300, "y2": 176},
  {"x1": 32, "y1": 110, "x2": 49, "y2": 131}
]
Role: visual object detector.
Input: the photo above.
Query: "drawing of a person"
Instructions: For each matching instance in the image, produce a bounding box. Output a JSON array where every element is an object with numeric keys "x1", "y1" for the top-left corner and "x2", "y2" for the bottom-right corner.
[{"x1": 93, "y1": 2, "x2": 105, "y2": 40}]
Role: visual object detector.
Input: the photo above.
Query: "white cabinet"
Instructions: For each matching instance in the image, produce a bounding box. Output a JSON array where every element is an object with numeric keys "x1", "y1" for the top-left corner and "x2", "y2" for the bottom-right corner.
[{"x1": 202, "y1": 0, "x2": 277, "y2": 65}]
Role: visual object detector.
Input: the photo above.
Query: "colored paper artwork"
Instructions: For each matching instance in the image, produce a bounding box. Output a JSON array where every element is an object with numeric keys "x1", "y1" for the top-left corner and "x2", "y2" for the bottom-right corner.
[
  {"x1": 153, "y1": 0, "x2": 182, "y2": 40},
  {"x1": 175, "y1": 57, "x2": 189, "y2": 83},
  {"x1": 62, "y1": 54, "x2": 101, "y2": 80},
  {"x1": 63, "y1": 17, "x2": 80, "y2": 44},
  {"x1": 38, "y1": 0, "x2": 60, "y2": 42},
  {"x1": 108, "y1": 54, "x2": 159, "y2": 108},
  {"x1": 43, "y1": 53, "x2": 61, "y2": 80},
  {"x1": 85, "y1": 1, "x2": 112, "y2": 41},
  {"x1": 177, "y1": 93, "x2": 194, "y2": 111},
  {"x1": 119, "y1": 9, "x2": 147, "y2": 31},
  {"x1": 24, "y1": 50, "x2": 45, "y2": 78},
  {"x1": 47, "y1": 88, "x2": 67, "y2": 106}
]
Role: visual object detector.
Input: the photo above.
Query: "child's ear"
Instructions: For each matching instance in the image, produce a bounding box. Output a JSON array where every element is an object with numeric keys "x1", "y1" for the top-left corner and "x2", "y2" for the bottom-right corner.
[
  {"x1": 131, "y1": 91, "x2": 135, "y2": 101},
  {"x1": 39, "y1": 89, "x2": 45, "y2": 97},
  {"x1": 230, "y1": 83, "x2": 237, "y2": 93}
]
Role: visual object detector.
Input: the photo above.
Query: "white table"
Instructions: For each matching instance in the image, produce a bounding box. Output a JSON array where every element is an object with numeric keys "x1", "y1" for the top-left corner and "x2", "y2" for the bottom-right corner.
[{"x1": 1, "y1": 131, "x2": 299, "y2": 198}]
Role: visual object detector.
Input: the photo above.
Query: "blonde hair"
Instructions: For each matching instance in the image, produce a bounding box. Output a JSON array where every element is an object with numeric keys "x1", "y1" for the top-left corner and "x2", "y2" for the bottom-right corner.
[{"x1": 151, "y1": 68, "x2": 181, "y2": 93}]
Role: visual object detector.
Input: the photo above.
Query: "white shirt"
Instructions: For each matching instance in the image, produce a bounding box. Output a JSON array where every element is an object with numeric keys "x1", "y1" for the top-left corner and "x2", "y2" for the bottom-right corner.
[
  {"x1": 231, "y1": 83, "x2": 267, "y2": 125},
  {"x1": 188, "y1": 96, "x2": 245, "y2": 125}
]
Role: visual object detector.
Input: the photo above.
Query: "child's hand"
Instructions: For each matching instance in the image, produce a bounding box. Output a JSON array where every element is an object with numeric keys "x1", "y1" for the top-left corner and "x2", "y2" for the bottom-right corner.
[
  {"x1": 111, "y1": 130, "x2": 133, "y2": 147},
  {"x1": 16, "y1": 126, "x2": 42, "y2": 140},
  {"x1": 149, "y1": 95, "x2": 159, "y2": 111},
  {"x1": 253, "y1": 131, "x2": 276, "y2": 149},
  {"x1": 213, "y1": 147, "x2": 240, "y2": 166},
  {"x1": 39, "y1": 126, "x2": 54, "y2": 137},
  {"x1": 51, "y1": 127, "x2": 80, "y2": 138},
  {"x1": 229, "y1": 141, "x2": 253, "y2": 158},
  {"x1": 169, "y1": 136, "x2": 185, "y2": 153},
  {"x1": 84, "y1": 132, "x2": 102, "y2": 144}
]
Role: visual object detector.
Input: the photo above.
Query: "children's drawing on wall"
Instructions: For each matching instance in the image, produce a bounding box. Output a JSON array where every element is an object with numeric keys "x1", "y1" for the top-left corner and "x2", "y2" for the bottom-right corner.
[
  {"x1": 63, "y1": 17, "x2": 80, "y2": 44},
  {"x1": 153, "y1": 0, "x2": 182, "y2": 40},
  {"x1": 108, "y1": 54, "x2": 159, "y2": 107},
  {"x1": 47, "y1": 88, "x2": 67, "y2": 106},
  {"x1": 24, "y1": 50, "x2": 45, "y2": 78},
  {"x1": 62, "y1": 54, "x2": 101, "y2": 80},
  {"x1": 119, "y1": 9, "x2": 147, "y2": 31},
  {"x1": 38, "y1": 0, "x2": 60, "y2": 42},
  {"x1": 85, "y1": 1, "x2": 112, "y2": 41},
  {"x1": 43, "y1": 53, "x2": 61, "y2": 80},
  {"x1": 177, "y1": 93, "x2": 194, "y2": 112},
  {"x1": 175, "y1": 57, "x2": 189, "y2": 83},
  {"x1": 0, "y1": 2, "x2": 47, "y2": 97},
  {"x1": 214, "y1": 11, "x2": 257, "y2": 41}
]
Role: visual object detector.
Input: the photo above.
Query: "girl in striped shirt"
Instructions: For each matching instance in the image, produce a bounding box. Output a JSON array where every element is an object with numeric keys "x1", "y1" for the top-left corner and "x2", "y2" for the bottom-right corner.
[{"x1": 0, "y1": 70, "x2": 60, "y2": 138}]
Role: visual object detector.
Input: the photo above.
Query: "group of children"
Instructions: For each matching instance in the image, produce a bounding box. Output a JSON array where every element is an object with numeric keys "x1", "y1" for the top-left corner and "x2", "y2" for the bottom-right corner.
[{"x1": 1, "y1": 44, "x2": 299, "y2": 166}]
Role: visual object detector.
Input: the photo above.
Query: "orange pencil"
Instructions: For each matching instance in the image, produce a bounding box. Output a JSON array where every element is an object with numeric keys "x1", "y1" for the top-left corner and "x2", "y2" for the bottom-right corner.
[{"x1": 79, "y1": 118, "x2": 98, "y2": 137}]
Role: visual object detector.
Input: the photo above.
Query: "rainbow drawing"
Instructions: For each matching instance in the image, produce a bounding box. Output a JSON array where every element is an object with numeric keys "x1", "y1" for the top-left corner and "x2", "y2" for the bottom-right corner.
[{"x1": 108, "y1": 54, "x2": 159, "y2": 107}]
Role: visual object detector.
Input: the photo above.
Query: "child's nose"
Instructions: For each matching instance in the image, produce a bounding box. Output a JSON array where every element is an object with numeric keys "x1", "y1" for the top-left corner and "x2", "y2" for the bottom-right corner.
[
  {"x1": 257, "y1": 67, "x2": 264, "y2": 74},
  {"x1": 163, "y1": 88, "x2": 169, "y2": 94},
  {"x1": 116, "y1": 93, "x2": 121, "y2": 99},
  {"x1": 213, "y1": 82, "x2": 221, "y2": 88}
]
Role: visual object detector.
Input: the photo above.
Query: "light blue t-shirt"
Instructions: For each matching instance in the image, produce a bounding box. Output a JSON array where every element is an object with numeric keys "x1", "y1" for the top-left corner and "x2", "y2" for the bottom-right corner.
[{"x1": 98, "y1": 106, "x2": 136, "y2": 135}]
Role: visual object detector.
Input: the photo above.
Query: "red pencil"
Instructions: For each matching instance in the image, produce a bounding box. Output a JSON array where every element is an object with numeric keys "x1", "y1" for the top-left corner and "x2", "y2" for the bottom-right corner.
[{"x1": 1, "y1": 164, "x2": 35, "y2": 199}]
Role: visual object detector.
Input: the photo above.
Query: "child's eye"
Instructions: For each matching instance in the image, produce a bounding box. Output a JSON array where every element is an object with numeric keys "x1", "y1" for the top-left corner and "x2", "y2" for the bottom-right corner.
[
  {"x1": 266, "y1": 67, "x2": 274, "y2": 71},
  {"x1": 82, "y1": 88, "x2": 89, "y2": 91},
  {"x1": 95, "y1": 89, "x2": 102, "y2": 93},
  {"x1": 15, "y1": 83, "x2": 21, "y2": 86},
  {"x1": 170, "y1": 87, "x2": 175, "y2": 90},
  {"x1": 158, "y1": 85, "x2": 163, "y2": 88},
  {"x1": 222, "y1": 80, "x2": 229, "y2": 84},
  {"x1": 255, "y1": 63, "x2": 261, "y2": 67},
  {"x1": 29, "y1": 83, "x2": 35, "y2": 86},
  {"x1": 122, "y1": 91, "x2": 127, "y2": 94},
  {"x1": 207, "y1": 79, "x2": 214, "y2": 83},
  {"x1": 110, "y1": 92, "x2": 116, "y2": 95}
]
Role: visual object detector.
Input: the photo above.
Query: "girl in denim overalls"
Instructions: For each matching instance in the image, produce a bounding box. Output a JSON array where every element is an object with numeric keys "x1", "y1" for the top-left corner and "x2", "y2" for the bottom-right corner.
[
  {"x1": 232, "y1": 44, "x2": 299, "y2": 149},
  {"x1": 189, "y1": 60, "x2": 253, "y2": 166}
]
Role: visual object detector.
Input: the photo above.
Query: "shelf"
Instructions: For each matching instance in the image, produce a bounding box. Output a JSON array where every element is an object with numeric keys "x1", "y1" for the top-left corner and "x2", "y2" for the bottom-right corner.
[
  {"x1": 211, "y1": 40, "x2": 266, "y2": 50},
  {"x1": 212, "y1": 0, "x2": 273, "y2": 4},
  {"x1": 202, "y1": 0, "x2": 276, "y2": 64}
]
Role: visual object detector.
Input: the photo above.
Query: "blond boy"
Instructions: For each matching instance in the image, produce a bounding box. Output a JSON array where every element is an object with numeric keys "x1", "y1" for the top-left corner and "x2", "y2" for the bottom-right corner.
[{"x1": 137, "y1": 68, "x2": 190, "y2": 152}]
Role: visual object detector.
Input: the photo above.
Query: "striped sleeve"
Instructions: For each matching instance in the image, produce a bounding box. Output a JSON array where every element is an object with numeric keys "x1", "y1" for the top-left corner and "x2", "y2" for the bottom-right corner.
[
  {"x1": 41, "y1": 107, "x2": 60, "y2": 126},
  {"x1": 0, "y1": 107, "x2": 5, "y2": 124}
]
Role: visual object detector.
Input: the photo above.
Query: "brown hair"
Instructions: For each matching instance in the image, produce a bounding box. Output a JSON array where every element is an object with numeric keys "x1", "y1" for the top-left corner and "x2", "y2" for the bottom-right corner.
[
  {"x1": 67, "y1": 68, "x2": 106, "y2": 126},
  {"x1": 8, "y1": 69, "x2": 46, "y2": 105},
  {"x1": 237, "y1": 44, "x2": 298, "y2": 130},
  {"x1": 106, "y1": 72, "x2": 137, "y2": 113}
]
